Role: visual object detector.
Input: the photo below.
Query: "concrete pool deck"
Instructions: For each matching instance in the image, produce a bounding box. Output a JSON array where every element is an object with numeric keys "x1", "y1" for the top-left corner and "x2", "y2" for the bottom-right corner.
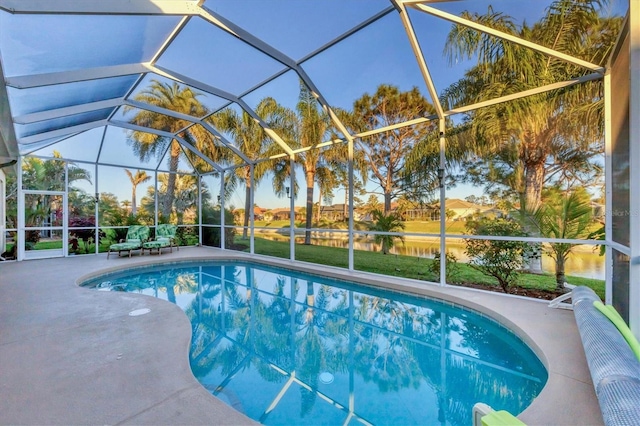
[{"x1": 0, "y1": 247, "x2": 602, "y2": 425}]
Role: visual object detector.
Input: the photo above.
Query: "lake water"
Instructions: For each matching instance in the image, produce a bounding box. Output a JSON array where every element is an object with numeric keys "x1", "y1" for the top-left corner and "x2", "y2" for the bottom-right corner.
[{"x1": 256, "y1": 232, "x2": 605, "y2": 281}]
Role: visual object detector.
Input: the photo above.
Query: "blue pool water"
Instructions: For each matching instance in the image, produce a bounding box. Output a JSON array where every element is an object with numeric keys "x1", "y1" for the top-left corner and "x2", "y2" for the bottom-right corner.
[{"x1": 82, "y1": 260, "x2": 547, "y2": 425}]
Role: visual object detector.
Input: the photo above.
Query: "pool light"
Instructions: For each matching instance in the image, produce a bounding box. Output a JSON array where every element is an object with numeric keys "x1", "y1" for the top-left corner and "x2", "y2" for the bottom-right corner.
[{"x1": 319, "y1": 372, "x2": 334, "y2": 384}]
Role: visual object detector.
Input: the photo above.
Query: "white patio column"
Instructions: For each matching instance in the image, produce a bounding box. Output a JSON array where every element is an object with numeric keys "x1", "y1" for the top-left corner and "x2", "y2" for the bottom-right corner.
[
  {"x1": 250, "y1": 163, "x2": 255, "y2": 254},
  {"x1": 628, "y1": 0, "x2": 640, "y2": 337},
  {"x1": 220, "y1": 170, "x2": 225, "y2": 250},
  {"x1": 289, "y1": 156, "x2": 295, "y2": 261},
  {"x1": 197, "y1": 175, "x2": 202, "y2": 246},
  {"x1": 348, "y1": 137, "x2": 354, "y2": 270},
  {"x1": 604, "y1": 72, "x2": 613, "y2": 304},
  {"x1": 17, "y1": 157, "x2": 24, "y2": 261},
  {"x1": 0, "y1": 168, "x2": 5, "y2": 257},
  {"x1": 439, "y1": 120, "x2": 446, "y2": 286}
]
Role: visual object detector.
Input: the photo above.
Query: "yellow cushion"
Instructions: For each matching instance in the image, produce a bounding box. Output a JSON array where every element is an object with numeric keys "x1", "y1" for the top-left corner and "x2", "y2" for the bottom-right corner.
[
  {"x1": 593, "y1": 301, "x2": 640, "y2": 361},
  {"x1": 481, "y1": 410, "x2": 525, "y2": 426}
]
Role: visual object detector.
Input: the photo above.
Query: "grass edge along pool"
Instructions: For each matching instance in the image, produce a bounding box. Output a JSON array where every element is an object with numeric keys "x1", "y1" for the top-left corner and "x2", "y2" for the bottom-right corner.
[{"x1": 81, "y1": 260, "x2": 548, "y2": 426}]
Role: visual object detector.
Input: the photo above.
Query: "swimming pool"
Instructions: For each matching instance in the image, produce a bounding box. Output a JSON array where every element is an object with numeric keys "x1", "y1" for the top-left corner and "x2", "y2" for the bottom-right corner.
[{"x1": 81, "y1": 260, "x2": 547, "y2": 425}]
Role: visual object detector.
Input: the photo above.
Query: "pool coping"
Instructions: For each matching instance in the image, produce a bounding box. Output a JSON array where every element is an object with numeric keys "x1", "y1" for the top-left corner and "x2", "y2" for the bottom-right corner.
[{"x1": 1, "y1": 247, "x2": 602, "y2": 425}]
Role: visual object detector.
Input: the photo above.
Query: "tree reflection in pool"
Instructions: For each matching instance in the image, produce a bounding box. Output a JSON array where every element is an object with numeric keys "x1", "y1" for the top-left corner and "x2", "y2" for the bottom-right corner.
[{"x1": 83, "y1": 260, "x2": 547, "y2": 426}]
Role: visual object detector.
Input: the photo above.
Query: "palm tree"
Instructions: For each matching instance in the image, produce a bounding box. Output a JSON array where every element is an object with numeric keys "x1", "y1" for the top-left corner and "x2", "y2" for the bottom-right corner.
[
  {"x1": 210, "y1": 98, "x2": 290, "y2": 238},
  {"x1": 140, "y1": 173, "x2": 208, "y2": 224},
  {"x1": 19, "y1": 154, "x2": 92, "y2": 243},
  {"x1": 288, "y1": 83, "x2": 348, "y2": 244},
  {"x1": 369, "y1": 209, "x2": 405, "y2": 255},
  {"x1": 531, "y1": 186, "x2": 594, "y2": 290},
  {"x1": 124, "y1": 169, "x2": 151, "y2": 216},
  {"x1": 125, "y1": 79, "x2": 223, "y2": 220},
  {"x1": 441, "y1": 0, "x2": 622, "y2": 210},
  {"x1": 362, "y1": 195, "x2": 382, "y2": 217}
]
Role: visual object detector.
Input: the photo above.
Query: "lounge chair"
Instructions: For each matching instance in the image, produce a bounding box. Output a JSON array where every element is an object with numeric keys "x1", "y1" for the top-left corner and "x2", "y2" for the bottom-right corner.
[
  {"x1": 107, "y1": 225, "x2": 150, "y2": 259},
  {"x1": 142, "y1": 224, "x2": 178, "y2": 255}
]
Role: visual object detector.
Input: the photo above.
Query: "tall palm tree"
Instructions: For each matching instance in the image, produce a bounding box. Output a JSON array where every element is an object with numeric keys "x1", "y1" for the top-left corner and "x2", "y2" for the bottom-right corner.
[
  {"x1": 210, "y1": 98, "x2": 290, "y2": 238},
  {"x1": 125, "y1": 79, "x2": 224, "y2": 220},
  {"x1": 124, "y1": 169, "x2": 151, "y2": 216},
  {"x1": 441, "y1": 0, "x2": 622, "y2": 210},
  {"x1": 287, "y1": 83, "x2": 345, "y2": 244}
]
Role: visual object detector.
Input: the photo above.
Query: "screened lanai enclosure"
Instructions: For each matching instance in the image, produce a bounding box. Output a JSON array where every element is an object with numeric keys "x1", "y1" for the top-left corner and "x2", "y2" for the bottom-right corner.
[{"x1": 0, "y1": 1, "x2": 638, "y2": 332}]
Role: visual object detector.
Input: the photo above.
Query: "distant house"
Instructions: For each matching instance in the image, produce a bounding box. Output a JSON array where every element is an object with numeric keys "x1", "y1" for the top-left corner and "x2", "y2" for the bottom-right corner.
[
  {"x1": 232, "y1": 206, "x2": 268, "y2": 223},
  {"x1": 319, "y1": 199, "x2": 494, "y2": 222},
  {"x1": 319, "y1": 204, "x2": 348, "y2": 221},
  {"x1": 253, "y1": 206, "x2": 267, "y2": 221},
  {"x1": 318, "y1": 203, "x2": 369, "y2": 221},
  {"x1": 399, "y1": 199, "x2": 492, "y2": 221},
  {"x1": 401, "y1": 204, "x2": 439, "y2": 221},
  {"x1": 443, "y1": 199, "x2": 491, "y2": 220},
  {"x1": 270, "y1": 207, "x2": 304, "y2": 221}
]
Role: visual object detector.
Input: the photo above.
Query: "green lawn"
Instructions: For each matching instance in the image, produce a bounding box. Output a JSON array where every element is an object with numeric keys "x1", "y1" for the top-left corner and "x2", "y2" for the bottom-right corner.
[{"x1": 238, "y1": 236, "x2": 605, "y2": 299}]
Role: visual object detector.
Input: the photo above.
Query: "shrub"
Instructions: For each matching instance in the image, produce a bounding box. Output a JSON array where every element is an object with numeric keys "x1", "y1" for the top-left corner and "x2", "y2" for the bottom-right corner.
[
  {"x1": 69, "y1": 217, "x2": 102, "y2": 254},
  {"x1": 201, "y1": 206, "x2": 236, "y2": 248},
  {"x1": 464, "y1": 217, "x2": 529, "y2": 293},
  {"x1": 428, "y1": 250, "x2": 460, "y2": 282}
]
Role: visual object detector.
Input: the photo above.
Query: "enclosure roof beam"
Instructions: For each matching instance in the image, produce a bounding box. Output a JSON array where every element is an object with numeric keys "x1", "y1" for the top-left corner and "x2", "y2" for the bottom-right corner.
[
  {"x1": 444, "y1": 73, "x2": 603, "y2": 117},
  {"x1": 17, "y1": 119, "x2": 108, "y2": 144},
  {"x1": 395, "y1": 1, "x2": 445, "y2": 118},
  {"x1": 0, "y1": 0, "x2": 202, "y2": 15},
  {"x1": 111, "y1": 120, "x2": 223, "y2": 172},
  {"x1": 150, "y1": 65, "x2": 295, "y2": 156},
  {"x1": 198, "y1": 5, "x2": 359, "y2": 148},
  {"x1": 14, "y1": 97, "x2": 124, "y2": 124},
  {"x1": 125, "y1": 99, "x2": 252, "y2": 165},
  {"x1": 408, "y1": 2, "x2": 605, "y2": 74},
  {"x1": 5, "y1": 63, "x2": 152, "y2": 89},
  {"x1": 0, "y1": 56, "x2": 18, "y2": 160},
  {"x1": 198, "y1": 121, "x2": 252, "y2": 165}
]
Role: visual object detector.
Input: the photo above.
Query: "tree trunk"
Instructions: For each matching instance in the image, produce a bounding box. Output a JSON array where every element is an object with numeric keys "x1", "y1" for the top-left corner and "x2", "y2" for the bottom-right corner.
[
  {"x1": 162, "y1": 142, "x2": 180, "y2": 220},
  {"x1": 305, "y1": 281, "x2": 315, "y2": 323},
  {"x1": 304, "y1": 170, "x2": 315, "y2": 245},
  {"x1": 556, "y1": 255, "x2": 566, "y2": 291},
  {"x1": 343, "y1": 188, "x2": 348, "y2": 221},
  {"x1": 131, "y1": 186, "x2": 137, "y2": 216},
  {"x1": 524, "y1": 161, "x2": 545, "y2": 211},
  {"x1": 384, "y1": 192, "x2": 392, "y2": 214},
  {"x1": 381, "y1": 239, "x2": 389, "y2": 255},
  {"x1": 523, "y1": 160, "x2": 546, "y2": 273},
  {"x1": 316, "y1": 188, "x2": 322, "y2": 223}
]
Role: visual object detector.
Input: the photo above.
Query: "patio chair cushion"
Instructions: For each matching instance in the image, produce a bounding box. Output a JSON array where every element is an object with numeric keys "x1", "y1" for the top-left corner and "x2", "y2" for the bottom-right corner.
[
  {"x1": 151, "y1": 224, "x2": 178, "y2": 251},
  {"x1": 125, "y1": 225, "x2": 150, "y2": 244},
  {"x1": 108, "y1": 225, "x2": 150, "y2": 257},
  {"x1": 110, "y1": 241, "x2": 142, "y2": 251},
  {"x1": 156, "y1": 224, "x2": 177, "y2": 241},
  {"x1": 142, "y1": 240, "x2": 168, "y2": 251}
]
